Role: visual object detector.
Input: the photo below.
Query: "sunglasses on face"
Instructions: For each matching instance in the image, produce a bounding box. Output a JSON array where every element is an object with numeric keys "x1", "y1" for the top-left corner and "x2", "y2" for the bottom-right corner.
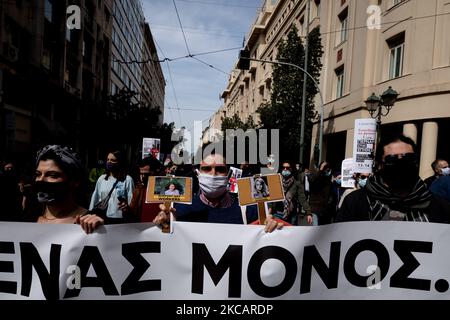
[
  {"x1": 200, "y1": 166, "x2": 227, "y2": 174},
  {"x1": 383, "y1": 153, "x2": 417, "y2": 165},
  {"x1": 282, "y1": 166, "x2": 291, "y2": 170}
]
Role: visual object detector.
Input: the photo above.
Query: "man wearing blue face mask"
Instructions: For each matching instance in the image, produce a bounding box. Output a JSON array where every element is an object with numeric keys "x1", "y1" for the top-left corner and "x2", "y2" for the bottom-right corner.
[{"x1": 153, "y1": 152, "x2": 285, "y2": 232}]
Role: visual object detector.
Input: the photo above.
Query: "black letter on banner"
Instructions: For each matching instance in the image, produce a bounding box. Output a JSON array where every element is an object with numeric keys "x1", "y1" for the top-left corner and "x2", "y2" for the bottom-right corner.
[
  {"x1": 64, "y1": 246, "x2": 118, "y2": 298},
  {"x1": 248, "y1": 246, "x2": 297, "y2": 298},
  {"x1": 0, "y1": 242, "x2": 17, "y2": 294},
  {"x1": 300, "y1": 242, "x2": 341, "y2": 294},
  {"x1": 121, "y1": 242, "x2": 161, "y2": 295},
  {"x1": 390, "y1": 240, "x2": 432, "y2": 291},
  {"x1": 20, "y1": 242, "x2": 61, "y2": 300},
  {"x1": 344, "y1": 239, "x2": 390, "y2": 287},
  {"x1": 192, "y1": 243, "x2": 242, "y2": 298}
]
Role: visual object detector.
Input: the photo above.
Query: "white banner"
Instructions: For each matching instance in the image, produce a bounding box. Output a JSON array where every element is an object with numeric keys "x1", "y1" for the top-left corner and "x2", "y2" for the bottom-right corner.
[
  {"x1": 341, "y1": 158, "x2": 355, "y2": 188},
  {"x1": 0, "y1": 221, "x2": 449, "y2": 300},
  {"x1": 353, "y1": 119, "x2": 377, "y2": 174}
]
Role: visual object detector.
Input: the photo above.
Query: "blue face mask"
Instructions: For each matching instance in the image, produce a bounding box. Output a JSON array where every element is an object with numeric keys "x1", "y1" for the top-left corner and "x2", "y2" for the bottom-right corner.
[
  {"x1": 335, "y1": 178, "x2": 341, "y2": 185},
  {"x1": 281, "y1": 170, "x2": 291, "y2": 178},
  {"x1": 358, "y1": 178, "x2": 367, "y2": 188}
]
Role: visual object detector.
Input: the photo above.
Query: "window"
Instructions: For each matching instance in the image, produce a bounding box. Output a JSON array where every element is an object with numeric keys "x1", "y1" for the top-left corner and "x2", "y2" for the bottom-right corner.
[
  {"x1": 44, "y1": 0, "x2": 53, "y2": 22},
  {"x1": 335, "y1": 67, "x2": 344, "y2": 98},
  {"x1": 388, "y1": 33, "x2": 405, "y2": 79},
  {"x1": 339, "y1": 9, "x2": 348, "y2": 43},
  {"x1": 315, "y1": 0, "x2": 321, "y2": 17}
]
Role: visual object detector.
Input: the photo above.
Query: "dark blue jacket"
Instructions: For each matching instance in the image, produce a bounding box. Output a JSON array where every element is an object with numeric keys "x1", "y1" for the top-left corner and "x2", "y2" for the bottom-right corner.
[{"x1": 174, "y1": 194, "x2": 257, "y2": 224}]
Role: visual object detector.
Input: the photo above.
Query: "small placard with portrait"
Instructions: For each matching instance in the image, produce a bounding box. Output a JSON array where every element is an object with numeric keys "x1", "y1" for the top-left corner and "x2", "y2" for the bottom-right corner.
[
  {"x1": 145, "y1": 176, "x2": 193, "y2": 204},
  {"x1": 237, "y1": 174, "x2": 285, "y2": 206}
]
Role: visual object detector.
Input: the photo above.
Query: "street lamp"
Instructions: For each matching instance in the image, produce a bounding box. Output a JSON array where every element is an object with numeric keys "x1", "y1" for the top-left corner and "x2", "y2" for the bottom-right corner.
[
  {"x1": 365, "y1": 86, "x2": 399, "y2": 126},
  {"x1": 365, "y1": 86, "x2": 399, "y2": 146}
]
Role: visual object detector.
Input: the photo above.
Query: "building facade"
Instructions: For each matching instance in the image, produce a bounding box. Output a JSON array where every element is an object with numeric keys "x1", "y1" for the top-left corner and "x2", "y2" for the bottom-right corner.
[
  {"x1": 215, "y1": 0, "x2": 450, "y2": 179},
  {"x1": 142, "y1": 23, "x2": 165, "y2": 124},
  {"x1": 313, "y1": 0, "x2": 450, "y2": 178},
  {"x1": 0, "y1": 0, "x2": 113, "y2": 163},
  {"x1": 211, "y1": 0, "x2": 320, "y2": 131},
  {"x1": 111, "y1": 0, "x2": 165, "y2": 122}
]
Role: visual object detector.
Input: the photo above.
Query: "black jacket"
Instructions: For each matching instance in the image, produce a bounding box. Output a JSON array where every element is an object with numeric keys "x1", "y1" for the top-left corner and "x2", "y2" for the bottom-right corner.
[{"x1": 336, "y1": 188, "x2": 450, "y2": 224}]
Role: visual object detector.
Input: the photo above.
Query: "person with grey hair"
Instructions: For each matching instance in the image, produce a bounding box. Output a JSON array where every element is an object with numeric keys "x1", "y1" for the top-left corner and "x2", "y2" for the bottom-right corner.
[
  {"x1": 424, "y1": 158, "x2": 449, "y2": 188},
  {"x1": 32, "y1": 145, "x2": 104, "y2": 233}
]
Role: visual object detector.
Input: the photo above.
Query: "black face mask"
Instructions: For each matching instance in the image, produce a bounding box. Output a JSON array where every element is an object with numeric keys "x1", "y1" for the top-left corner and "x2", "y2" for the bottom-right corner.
[
  {"x1": 381, "y1": 153, "x2": 419, "y2": 192},
  {"x1": 35, "y1": 181, "x2": 69, "y2": 204}
]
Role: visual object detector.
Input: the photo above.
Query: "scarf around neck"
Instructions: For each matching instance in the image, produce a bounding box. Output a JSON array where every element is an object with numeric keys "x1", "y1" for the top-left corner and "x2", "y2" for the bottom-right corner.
[{"x1": 365, "y1": 174, "x2": 432, "y2": 221}]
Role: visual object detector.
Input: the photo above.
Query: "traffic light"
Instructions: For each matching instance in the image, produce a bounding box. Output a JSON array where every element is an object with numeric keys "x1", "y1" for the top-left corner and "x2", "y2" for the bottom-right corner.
[{"x1": 237, "y1": 49, "x2": 250, "y2": 70}]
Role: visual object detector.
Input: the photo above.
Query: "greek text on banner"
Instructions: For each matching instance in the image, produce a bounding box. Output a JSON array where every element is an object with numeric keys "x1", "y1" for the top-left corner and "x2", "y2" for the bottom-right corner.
[{"x1": 0, "y1": 221, "x2": 449, "y2": 300}]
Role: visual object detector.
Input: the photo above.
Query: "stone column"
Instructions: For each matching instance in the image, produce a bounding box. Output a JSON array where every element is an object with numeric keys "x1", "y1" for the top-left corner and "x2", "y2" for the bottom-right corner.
[
  {"x1": 403, "y1": 123, "x2": 417, "y2": 144},
  {"x1": 345, "y1": 128, "x2": 355, "y2": 159},
  {"x1": 419, "y1": 122, "x2": 438, "y2": 179}
]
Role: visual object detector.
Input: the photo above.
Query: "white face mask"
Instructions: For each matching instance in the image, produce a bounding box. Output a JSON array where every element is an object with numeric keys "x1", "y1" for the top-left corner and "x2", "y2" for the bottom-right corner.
[
  {"x1": 198, "y1": 173, "x2": 228, "y2": 199},
  {"x1": 442, "y1": 167, "x2": 450, "y2": 176}
]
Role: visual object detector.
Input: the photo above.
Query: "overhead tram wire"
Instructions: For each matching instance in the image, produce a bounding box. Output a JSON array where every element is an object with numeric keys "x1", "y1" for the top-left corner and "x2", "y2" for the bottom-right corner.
[
  {"x1": 16, "y1": 2, "x2": 450, "y2": 42},
  {"x1": 166, "y1": 61, "x2": 183, "y2": 127},
  {"x1": 190, "y1": 56, "x2": 231, "y2": 76},
  {"x1": 172, "y1": 0, "x2": 191, "y2": 56},
  {"x1": 113, "y1": 46, "x2": 242, "y2": 64}
]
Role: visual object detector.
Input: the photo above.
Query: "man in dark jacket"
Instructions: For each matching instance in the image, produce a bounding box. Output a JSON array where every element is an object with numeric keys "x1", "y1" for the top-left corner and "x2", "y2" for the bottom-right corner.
[
  {"x1": 336, "y1": 135, "x2": 450, "y2": 223},
  {"x1": 308, "y1": 161, "x2": 335, "y2": 225}
]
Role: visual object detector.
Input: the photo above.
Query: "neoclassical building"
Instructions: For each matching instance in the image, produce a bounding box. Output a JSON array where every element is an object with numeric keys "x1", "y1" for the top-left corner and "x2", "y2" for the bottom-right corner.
[
  {"x1": 214, "y1": 0, "x2": 450, "y2": 179},
  {"x1": 314, "y1": 0, "x2": 450, "y2": 178}
]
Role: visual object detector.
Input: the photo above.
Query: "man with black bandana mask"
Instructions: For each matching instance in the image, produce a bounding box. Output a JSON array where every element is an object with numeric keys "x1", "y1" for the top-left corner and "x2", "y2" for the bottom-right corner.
[
  {"x1": 336, "y1": 135, "x2": 450, "y2": 223},
  {"x1": 31, "y1": 145, "x2": 104, "y2": 233}
]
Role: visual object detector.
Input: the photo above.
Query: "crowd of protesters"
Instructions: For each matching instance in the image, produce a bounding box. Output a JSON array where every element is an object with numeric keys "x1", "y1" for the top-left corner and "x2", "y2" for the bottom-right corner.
[{"x1": 1, "y1": 134, "x2": 450, "y2": 234}]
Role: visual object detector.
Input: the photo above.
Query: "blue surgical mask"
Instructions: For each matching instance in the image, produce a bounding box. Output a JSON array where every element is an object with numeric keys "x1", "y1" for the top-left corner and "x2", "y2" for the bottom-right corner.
[
  {"x1": 335, "y1": 178, "x2": 341, "y2": 185},
  {"x1": 281, "y1": 170, "x2": 291, "y2": 178},
  {"x1": 442, "y1": 167, "x2": 450, "y2": 176},
  {"x1": 358, "y1": 178, "x2": 367, "y2": 188}
]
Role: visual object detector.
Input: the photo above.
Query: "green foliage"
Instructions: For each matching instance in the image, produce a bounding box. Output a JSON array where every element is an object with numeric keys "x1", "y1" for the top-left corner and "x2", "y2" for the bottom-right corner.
[
  {"x1": 221, "y1": 114, "x2": 258, "y2": 131},
  {"x1": 98, "y1": 88, "x2": 175, "y2": 159},
  {"x1": 257, "y1": 26, "x2": 323, "y2": 162}
]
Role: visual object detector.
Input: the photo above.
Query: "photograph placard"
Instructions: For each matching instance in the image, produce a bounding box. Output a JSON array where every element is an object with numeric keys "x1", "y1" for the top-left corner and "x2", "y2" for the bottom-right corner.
[
  {"x1": 146, "y1": 176, "x2": 193, "y2": 204},
  {"x1": 237, "y1": 174, "x2": 285, "y2": 206}
]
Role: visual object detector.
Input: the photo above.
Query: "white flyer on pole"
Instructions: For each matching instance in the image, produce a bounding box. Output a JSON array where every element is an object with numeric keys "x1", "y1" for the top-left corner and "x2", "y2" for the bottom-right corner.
[
  {"x1": 353, "y1": 119, "x2": 377, "y2": 174},
  {"x1": 341, "y1": 158, "x2": 355, "y2": 188}
]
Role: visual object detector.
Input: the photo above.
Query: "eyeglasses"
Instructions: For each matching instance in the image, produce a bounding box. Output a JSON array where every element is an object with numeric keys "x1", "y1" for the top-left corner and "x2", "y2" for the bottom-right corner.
[
  {"x1": 282, "y1": 166, "x2": 291, "y2": 170},
  {"x1": 200, "y1": 165, "x2": 227, "y2": 174},
  {"x1": 383, "y1": 153, "x2": 417, "y2": 165}
]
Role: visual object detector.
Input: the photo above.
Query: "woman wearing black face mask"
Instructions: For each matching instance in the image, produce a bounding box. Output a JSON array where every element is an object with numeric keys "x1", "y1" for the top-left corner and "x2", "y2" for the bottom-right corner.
[
  {"x1": 30, "y1": 145, "x2": 103, "y2": 234},
  {"x1": 89, "y1": 150, "x2": 135, "y2": 224}
]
